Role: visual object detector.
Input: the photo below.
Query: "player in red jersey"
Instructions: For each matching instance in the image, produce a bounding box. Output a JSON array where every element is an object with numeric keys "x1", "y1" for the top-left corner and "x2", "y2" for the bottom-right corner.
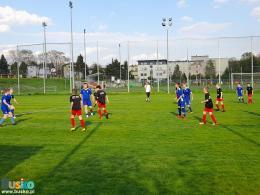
[
  {"x1": 200, "y1": 87, "x2": 218, "y2": 125},
  {"x1": 95, "y1": 85, "x2": 109, "y2": 119},
  {"x1": 246, "y1": 83, "x2": 254, "y2": 104},
  {"x1": 215, "y1": 84, "x2": 225, "y2": 112},
  {"x1": 70, "y1": 88, "x2": 86, "y2": 132}
]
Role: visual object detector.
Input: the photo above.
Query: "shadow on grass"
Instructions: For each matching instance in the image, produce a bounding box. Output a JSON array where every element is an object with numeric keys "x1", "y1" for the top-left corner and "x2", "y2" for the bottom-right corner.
[
  {"x1": 221, "y1": 125, "x2": 260, "y2": 148},
  {"x1": 15, "y1": 118, "x2": 30, "y2": 125},
  {"x1": 45, "y1": 123, "x2": 102, "y2": 178},
  {"x1": 0, "y1": 145, "x2": 42, "y2": 177},
  {"x1": 15, "y1": 112, "x2": 33, "y2": 118},
  {"x1": 243, "y1": 111, "x2": 260, "y2": 117},
  {"x1": 170, "y1": 112, "x2": 178, "y2": 117}
]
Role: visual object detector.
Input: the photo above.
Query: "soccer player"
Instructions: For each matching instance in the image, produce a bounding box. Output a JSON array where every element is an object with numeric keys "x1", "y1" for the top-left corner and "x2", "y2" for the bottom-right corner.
[
  {"x1": 95, "y1": 85, "x2": 109, "y2": 119},
  {"x1": 236, "y1": 83, "x2": 244, "y2": 103},
  {"x1": 200, "y1": 87, "x2": 217, "y2": 125},
  {"x1": 70, "y1": 88, "x2": 86, "y2": 132},
  {"x1": 144, "y1": 81, "x2": 151, "y2": 102},
  {"x1": 182, "y1": 83, "x2": 193, "y2": 113},
  {"x1": 175, "y1": 83, "x2": 186, "y2": 118},
  {"x1": 8, "y1": 88, "x2": 18, "y2": 118},
  {"x1": 246, "y1": 83, "x2": 254, "y2": 104},
  {"x1": 80, "y1": 82, "x2": 94, "y2": 118},
  {"x1": 215, "y1": 84, "x2": 225, "y2": 112},
  {"x1": 0, "y1": 89, "x2": 16, "y2": 126}
]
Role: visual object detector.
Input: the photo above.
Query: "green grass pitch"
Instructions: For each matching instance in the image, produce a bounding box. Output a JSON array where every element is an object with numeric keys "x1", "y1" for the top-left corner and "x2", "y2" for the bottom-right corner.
[{"x1": 0, "y1": 91, "x2": 260, "y2": 194}]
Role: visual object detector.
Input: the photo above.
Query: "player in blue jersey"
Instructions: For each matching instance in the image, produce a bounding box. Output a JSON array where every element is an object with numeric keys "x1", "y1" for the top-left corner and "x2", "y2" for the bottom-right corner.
[
  {"x1": 175, "y1": 83, "x2": 186, "y2": 118},
  {"x1": 80, "y1": 83, "x2": 94, "y2": 118},
  {"x1": 0, "y1": 89, "x2": 15, "y2": 126},
  {"x1": 182, "y1": 83, "x2": 193, "y2": 113},
  {"x1": 236, "y1": 83, "x2": 244, "y2": 103},
  {"x1": 8, "y1": 88, "x2": 18, "y2": 118}
]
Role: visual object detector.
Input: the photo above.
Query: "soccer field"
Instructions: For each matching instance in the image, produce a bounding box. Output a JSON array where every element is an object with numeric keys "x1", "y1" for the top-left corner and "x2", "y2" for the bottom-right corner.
[{"x1": 1, "y1": 91, "x2": 260, "y2": 194}]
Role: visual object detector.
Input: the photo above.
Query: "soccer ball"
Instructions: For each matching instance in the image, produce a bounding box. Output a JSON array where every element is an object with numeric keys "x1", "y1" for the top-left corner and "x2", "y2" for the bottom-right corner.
[{"x1": 9, "y1": 105, "x2": 15, "y2": 110}]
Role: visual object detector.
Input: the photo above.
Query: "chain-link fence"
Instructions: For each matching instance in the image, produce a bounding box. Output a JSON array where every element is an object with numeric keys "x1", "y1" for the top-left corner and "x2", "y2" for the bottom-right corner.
[{"x1": 1, "y1": 36, "x2": 260, "y2": 95}]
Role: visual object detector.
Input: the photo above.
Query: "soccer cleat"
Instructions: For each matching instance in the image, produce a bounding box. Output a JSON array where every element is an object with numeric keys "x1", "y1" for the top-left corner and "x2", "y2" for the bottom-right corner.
[
  {"x1": 212, "y1": 123, "x2": 217, "y2": 126},
  {"x1": 81, "y1": 128, "x2": 87, "y2": 132},
  {"x1": 70, "y1": 128, "x2": 76, "y2": 131},
  {"x1": 91, "y1": 112, "x2": 94, "y2": 116},
  {"x1": 222, "y1": 110, "x2": 226, "y2": 112},
  {"x1": 12, "y1": 123, "x2": 16, "y2": 126},
  {"x1": 199, "y1": 122, "x2": 205, "y2": 125},
  {"x1": 177, "y1": 115, "x2": 182, "y2": 119},
  {"x1": 86, "y1": 114, "x2": 89, "y2": 118},
  {"x1": 105, "y1": 113, "x2": 109, "y2": 119},
  {"x1": 216, "y1": 109, "x2": 220, "y2": 111}
]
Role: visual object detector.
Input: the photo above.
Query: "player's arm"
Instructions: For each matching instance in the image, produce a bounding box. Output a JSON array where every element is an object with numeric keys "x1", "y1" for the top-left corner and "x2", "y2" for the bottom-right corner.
[
  {"x1": 252, "y1": 89, "x2": 254, "y2": 96},
  {"x1": 191, "y1": 92, "x2": 194, "y2": 101},
  {"x1": 221, "y1": 91, "x2": 223, "y2": 99},
  {"x1": 3, "y1": 99, "x2": 11, "y2": 108},
  {"x1": 13, "y1": 98, "x2": 18, "y2": 104}
]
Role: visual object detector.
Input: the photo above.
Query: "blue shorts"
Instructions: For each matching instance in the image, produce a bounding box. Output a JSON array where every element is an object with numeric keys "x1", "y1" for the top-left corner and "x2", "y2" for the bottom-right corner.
[
  {"x1": 83, "y1": 100, "x2": 92, "y2": 107},
  {"x1": 178, "y1": 100, "x2": 185, "y2": 108},
  {"x1": 1, "y1": 106, "x2": 10, "y2": 115},
  {"x1": 184, "y1": 98, "x2": 191, "y2": 106},
  {"x1": 237, "y1": 94, "x2": 243, "y2": 97}
]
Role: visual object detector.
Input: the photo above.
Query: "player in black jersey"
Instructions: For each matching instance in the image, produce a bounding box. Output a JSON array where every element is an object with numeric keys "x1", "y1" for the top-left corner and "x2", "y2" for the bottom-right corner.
[
  {"x1": 70, "y1": 88, "x2": 86, "y2": 132},
  {"x1": 246, "y1": 83, "x2": 254, "y2": 104},
  {"x1": 95, "y1": 85, "x2": 109, "y2": 119},
  {"x1": 215, "y1": 84, "x2": 225, "y2": 112},
  {"x1": 200, "y1": 87, "x2": 217, "y2": 125}
]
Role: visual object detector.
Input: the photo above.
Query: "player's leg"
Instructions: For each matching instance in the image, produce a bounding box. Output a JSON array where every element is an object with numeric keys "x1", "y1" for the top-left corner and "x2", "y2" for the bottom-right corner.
[
  {"x1": 220, "y1": 100, "x2": 225, "y2": 112},
  {"x1": 8, "y1": 112, "x2": 15, "y2": 125},
  {"x1": 181, "y1": 105, "x2": 186, "y2": 118},
  {"x1": 97, "y1": 103, "x2": 103, "y2": 119},
  {"x1": 84, "y1": 105, "x2": 89, "y2": 118},
  {"x1": 177, "y1": 103, "x2": 182, "y2": 118},
  {"x1": 78, "y1": 114, "x2": 86, "y2": 131},
  {"x1": 209, "y1": 111, "x2": 217, "y2": 125},
  {"x1": 0, "y1": 114, "x2": 8, "y2": 126},
  {"x1": 70, "y1": 111, "x2": 76, "y2": 131},
  {"x1": 215, "y1": 100, "x2": 220, "y2": 111},
  {"x1": 248, "y1": 95, "x2": 253, "y2": 104},
  {"x1": 89, "y1": 106, "x2": 94, "y2": 116},
  {"x1": 199, "y1": 110, "x2": 207, "y2": 125},
  {"x1": 147, "y1": 92, "x2": 151, "y2": 102},
  {"x1": 187, "y1": 100, "x2": 193, "y2": 113}
]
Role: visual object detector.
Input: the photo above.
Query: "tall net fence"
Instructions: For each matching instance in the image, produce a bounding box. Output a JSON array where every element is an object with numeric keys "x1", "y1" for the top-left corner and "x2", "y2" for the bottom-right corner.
[{"x1": 0, "y1": 36, "x2": 260, "y2": 95}]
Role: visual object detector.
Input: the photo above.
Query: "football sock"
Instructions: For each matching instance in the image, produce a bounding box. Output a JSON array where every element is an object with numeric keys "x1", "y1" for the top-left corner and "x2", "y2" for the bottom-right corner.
[
  {"x1": 80, "y1": 120, "x2": 85, "y2": 128},
  {"x1": 178, "y1": 108, "x2": 181, "y2": 116},
  {"x1": 98, "y1": 110, "x2": 102, "y2": 118},
  {"x1": 202, "y1": 114, "x2": 206, "y2": 123},
  {"x1": 90, "y1": 109, "x2": 93, "y2": 113},
  {"x1": 211, "y1": 115, "x2": 217, "y2": 124},
  {"x1": 182, "y1": 108, "x2": 186, "y2": 117},
  {"x1": 10, "y1": 117, "x2": 15, "y2": 124},
  {"x1": 71, "y1": 118, "x2": 75, "y2": 128},
  {"x1": 11, "y1": 109, "x2": 14, "y2": 115},
  {"x1": 222, "y1": 105, "x2": 225, "y2": 111},
  {"x1": 103, "y1": 109, "x2": 107, "y2": 114},
  {"x1": 216, "y1": 104, "x2": 219, "y2": 110},
  {"x1": 189, "y1": 106, "x2": 192, "y2": 112},
  {"x1": 0, "y1": 118, "x2": 5, "y2": 125}
]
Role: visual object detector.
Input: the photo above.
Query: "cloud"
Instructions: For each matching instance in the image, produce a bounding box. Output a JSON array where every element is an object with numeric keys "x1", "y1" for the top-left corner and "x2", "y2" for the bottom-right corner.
[
  {"x1": 213, "y1": 0, "x2": 231, "y2": 8},
  {"x1": 0, "y1": 6, "x2": 52, "y2": 32},
  {"x1": 98, "y1": 24, "x2": 108, "y2": 31},
  {"x1": 251, "y1": 6, "x2": 260, "y2": 21},
  {"x1": 180, "y1": 22, "x2": 231, "y2": 36},
  {"x1": 177, "y1": 0, "x2": 188, "y2": 8},
  {"x1": 181, "y1": 16, "x2": 193, "y2": 23},
  {"x1": 241, "y1": 0, "x2": 260, "y2": 4}
]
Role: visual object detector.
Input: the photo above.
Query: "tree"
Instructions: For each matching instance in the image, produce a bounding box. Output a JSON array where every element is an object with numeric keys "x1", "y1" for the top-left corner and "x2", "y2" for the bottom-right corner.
[
  {"x1": 0, "y1": 54, "x2": 9, "y2": 75},
  {"x1": 10, "y1": 62, "x2": 18, "y2": 75},
  {"x1": 205, "y1": 60, "x2": 216, "y2": 80},
  {"x1": 75, "y1": 54, "x2": 85, "y2": 79},
  {"x1": 171, "y1": 65, "x2": 182, "y2": 81},
  {"x1": 19, "y1": 62, "x2": 28, "y2": 77},
  {"x1": 105, "y1": 59, "x2": 120, "y2": 80}
]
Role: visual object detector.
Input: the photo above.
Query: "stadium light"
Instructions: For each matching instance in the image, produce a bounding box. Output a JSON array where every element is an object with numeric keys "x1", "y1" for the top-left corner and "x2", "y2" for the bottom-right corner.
[
  {"x1": 42, "y1": 22, "x2": 47, "y2": 94},
  {"x1": 83, "y1": 29, "x2": 87, "y2": 80},
  {"x1": 162, "y1": 17, "x2": 173, "y2": 94},
  {"x1": 119, "y1": 43, "x2": 122, "y2": 81},
  {"x1": 69, "y1": 1, "x2": 75, "y2": 90}
]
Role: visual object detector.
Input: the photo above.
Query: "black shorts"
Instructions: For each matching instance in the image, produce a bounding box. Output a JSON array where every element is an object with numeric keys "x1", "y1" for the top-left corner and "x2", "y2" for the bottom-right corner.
[{"x1": 146, "y1": 92, "x2": 150, "y2": 98}]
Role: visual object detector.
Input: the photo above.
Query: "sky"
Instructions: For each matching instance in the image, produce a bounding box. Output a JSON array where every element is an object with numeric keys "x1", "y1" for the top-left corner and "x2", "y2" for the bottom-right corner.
[{"x1": 1, "y1": 0, "x2": 260, "y2": 64}]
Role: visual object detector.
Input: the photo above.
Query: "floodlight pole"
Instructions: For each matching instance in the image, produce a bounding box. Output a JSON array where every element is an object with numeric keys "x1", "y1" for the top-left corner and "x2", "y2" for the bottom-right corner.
[
  {"x1": 162, "y1": 17, "x2": 172, "y2": 94},
  {"x1": 119, "y1": 43, "x2": 122, "y2": 81},
  {"x1": 218, "y1": 39, "x2": 221, "y2": 84},
  {"x1": 16, "y1": 45, "x2": 20, "y2": 95},
  {"x1": 42, "y1": 22, "x2": 47, "y2": 94},
  {"x1": 97, "y1": 41, "x2": 100, "y2": 84},
  {"x1": 156, "y1": 40, "x2": 159, "y2": 93},
  {"x1": 69, "y1": 1, "x2": 75, "y2": 89},
  {"x1": 127, "y1": 41, "x2": 130, "y2": 93},
  {"x1": 251, "y1": 36, "x2": 254, "y2": 87},
  {"x1": 83, "y1": 29, "x2": 87, "y2": 80}
]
